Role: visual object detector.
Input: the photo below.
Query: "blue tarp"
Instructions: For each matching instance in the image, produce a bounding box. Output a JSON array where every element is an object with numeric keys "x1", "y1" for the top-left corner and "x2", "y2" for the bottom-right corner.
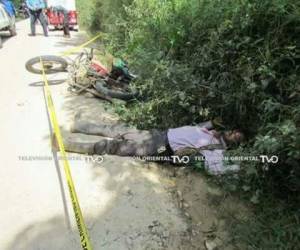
[{"x1": 0, "y1": 0, "x2": 16, "y2": 17}]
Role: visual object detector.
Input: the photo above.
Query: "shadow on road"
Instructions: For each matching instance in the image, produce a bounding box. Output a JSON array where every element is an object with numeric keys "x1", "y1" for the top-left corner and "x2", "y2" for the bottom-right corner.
[
  {"x1": 0, "y1": 24, "x2": 23, "y2": 48},
  {"x1": 28, "y1": 79, "x2": 66, "y2": 87},
  {"x1": 53, "y1": 32, "x2": 88, "y2": 49},
  {"x1": 6, "y1": 158, "x2": 188, "y2": 250},
  {"x1": 0, "y1": 33, "x2": 12, "y2": 48}
]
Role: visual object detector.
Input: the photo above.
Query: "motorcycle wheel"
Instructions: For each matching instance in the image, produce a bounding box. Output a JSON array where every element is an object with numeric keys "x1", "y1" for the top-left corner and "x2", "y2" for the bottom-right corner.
[
  {"x1": 25, "y1": 55, "x2": 68, "y2": 74},
  {"x1": 94, "y1": 80, "x2": 139, "y2": 101}
]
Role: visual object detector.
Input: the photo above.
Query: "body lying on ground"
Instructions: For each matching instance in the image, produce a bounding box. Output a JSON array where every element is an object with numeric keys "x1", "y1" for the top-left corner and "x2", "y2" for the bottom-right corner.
[{"x1": 60, "y1": 120, "x2": 244, "y2": 175}]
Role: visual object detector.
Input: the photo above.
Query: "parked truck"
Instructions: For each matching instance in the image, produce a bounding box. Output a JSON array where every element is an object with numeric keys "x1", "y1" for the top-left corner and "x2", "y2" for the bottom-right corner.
[
  {"x1": 46, "y1": 0, "x2": 78, "y2": 31},
  {"x1": 0, "y1": 3, "x2": 16, "y2": 48}
]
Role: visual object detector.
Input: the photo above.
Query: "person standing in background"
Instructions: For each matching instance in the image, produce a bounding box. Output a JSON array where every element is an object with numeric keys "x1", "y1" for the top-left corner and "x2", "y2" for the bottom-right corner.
[
  {"x1": 49, "y1": 5, "x2": 70, "y2": 38},
  {"x1": 25, "y1": 0, "x2": 48, "y2": 36},
  {"x1": 19, "y1": 1, "x2": 30, "y2": 18}
]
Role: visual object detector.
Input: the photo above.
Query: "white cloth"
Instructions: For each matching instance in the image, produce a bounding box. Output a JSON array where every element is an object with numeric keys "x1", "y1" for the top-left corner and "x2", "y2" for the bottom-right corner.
[
  {"x1": 167, "y1": 126, "x2": 220, "y2": 152},
  {"x1": 167, "y1": 125, "x2": 239, "y2": 174}
]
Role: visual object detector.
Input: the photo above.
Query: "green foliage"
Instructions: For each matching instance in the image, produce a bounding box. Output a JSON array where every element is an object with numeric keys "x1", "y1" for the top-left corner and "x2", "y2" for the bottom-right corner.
[
  {"x1": 77, "y1": 0, "x2": 300, "y2": 247},
  {"x1": 78, "y1": 0, "x2": 300, "y2": 193},
  {"x1": 231, "y1": 198, "x2": 300, "y2": 250},
  {"x1": 12, "y1": 0, "x2": 22, "y2": 8}
]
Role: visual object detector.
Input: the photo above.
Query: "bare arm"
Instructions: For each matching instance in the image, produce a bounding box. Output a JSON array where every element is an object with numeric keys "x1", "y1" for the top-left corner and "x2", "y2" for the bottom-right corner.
[{"x1": 174, "y1": 147, "x2": 199, "y2": 156}]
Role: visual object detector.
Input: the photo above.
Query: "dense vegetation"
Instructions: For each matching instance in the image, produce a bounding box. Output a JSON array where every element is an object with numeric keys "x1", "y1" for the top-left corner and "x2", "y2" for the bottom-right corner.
[
  {"x1": 12, "y1": 0, "x2": 21, "y2": 9},
  {"x1": 77, "y1": 0, "x2": 300, "y2": 248}
]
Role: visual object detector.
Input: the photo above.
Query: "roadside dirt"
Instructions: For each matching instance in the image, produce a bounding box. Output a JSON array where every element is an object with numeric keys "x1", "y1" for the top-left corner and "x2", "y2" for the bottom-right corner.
[{"x1": 171, "y1": 168, "x2": 249, "y2": 250}]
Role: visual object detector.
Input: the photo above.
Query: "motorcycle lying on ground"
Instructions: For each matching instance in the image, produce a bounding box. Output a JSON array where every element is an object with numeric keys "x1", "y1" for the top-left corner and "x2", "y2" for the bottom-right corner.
[{"x1": 25, "y1": 48, "x2": 139, "y2": 102}]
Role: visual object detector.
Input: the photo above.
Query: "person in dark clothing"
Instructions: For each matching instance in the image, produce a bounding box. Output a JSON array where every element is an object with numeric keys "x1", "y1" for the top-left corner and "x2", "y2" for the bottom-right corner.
[
  {"x1": 26, "y1": 0, "x2": 48, "y2": 36},
  {"x1": 50, "y1": 5, "x2": 70, "y2": 37},
  {"x1": 60, "y1": 120, "x2": 244, "y2": 175},
  {"x1": 63, "y1": 121, "x2": 168, "y2": 156},
  {"x1": 19, "y1": 1, "x2": 30, "y2": 18}
]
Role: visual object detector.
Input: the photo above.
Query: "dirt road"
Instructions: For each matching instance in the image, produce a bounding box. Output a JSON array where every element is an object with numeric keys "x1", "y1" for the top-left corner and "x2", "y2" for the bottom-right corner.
[{"x1": 0, "y1": 20, "x2": 191, "y2": 250}]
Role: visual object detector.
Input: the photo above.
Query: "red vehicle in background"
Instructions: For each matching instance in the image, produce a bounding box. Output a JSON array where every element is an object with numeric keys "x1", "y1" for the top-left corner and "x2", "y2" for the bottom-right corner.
[{"x1": 46, "y1": 0, "x2": 78, "y2": 30}]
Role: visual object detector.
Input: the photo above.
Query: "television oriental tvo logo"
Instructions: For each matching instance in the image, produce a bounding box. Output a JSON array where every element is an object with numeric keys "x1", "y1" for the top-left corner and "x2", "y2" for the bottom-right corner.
[
  {"x1": 170, "y1": 155, "x2": 279, "y2": 164},
  {"x1": 171, "y1": 156, "x2": 191, "y2": 164},
  {"x1": 84, "y1": 155, "x2": 104, "y2": 164},
  {"x1": 259, "y1": 155, "x2": 279, "y2": 164}
]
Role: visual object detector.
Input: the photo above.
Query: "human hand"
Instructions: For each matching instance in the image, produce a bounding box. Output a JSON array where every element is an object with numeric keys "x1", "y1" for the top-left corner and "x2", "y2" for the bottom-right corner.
[
  {"x1": 212, "y1": 117, "x2": 224, "y2": 127},
  {"x1": 211, "y1": 130, "x2": 222, "y2": 139}
]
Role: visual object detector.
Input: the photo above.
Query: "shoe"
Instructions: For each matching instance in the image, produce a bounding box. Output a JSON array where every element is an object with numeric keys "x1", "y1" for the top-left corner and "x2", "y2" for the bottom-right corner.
[
  {"x1": 44, "y1": 34, "x2": 48, "y2": 37},
  {"x1": 28, "y1": 34, "x2": 36, "y2": 36},
  {"x1": 63, "y1": 34, "x2": 71, "y2": 38},
  {"x1": 94, "y1": 141, "x2": 108, "y2": 154}
]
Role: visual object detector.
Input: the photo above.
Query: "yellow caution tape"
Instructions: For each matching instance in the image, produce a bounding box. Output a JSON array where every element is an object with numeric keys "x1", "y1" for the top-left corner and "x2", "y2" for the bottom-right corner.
[
  {"x1": 40, "y1": 57, "x2": 93, "y2": 250},
  {"x1": 60, "y1": 33, "x2": 102, "y2": 56}
]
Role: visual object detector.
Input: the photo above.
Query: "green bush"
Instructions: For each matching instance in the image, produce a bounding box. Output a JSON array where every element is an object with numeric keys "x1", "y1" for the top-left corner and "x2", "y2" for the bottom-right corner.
[
  {"x1": 78, "y1": 0, "x2": 299, "y2": 194},
  {"x1": 12, "y1": 0, "x2": 22, "y2": 8}
]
